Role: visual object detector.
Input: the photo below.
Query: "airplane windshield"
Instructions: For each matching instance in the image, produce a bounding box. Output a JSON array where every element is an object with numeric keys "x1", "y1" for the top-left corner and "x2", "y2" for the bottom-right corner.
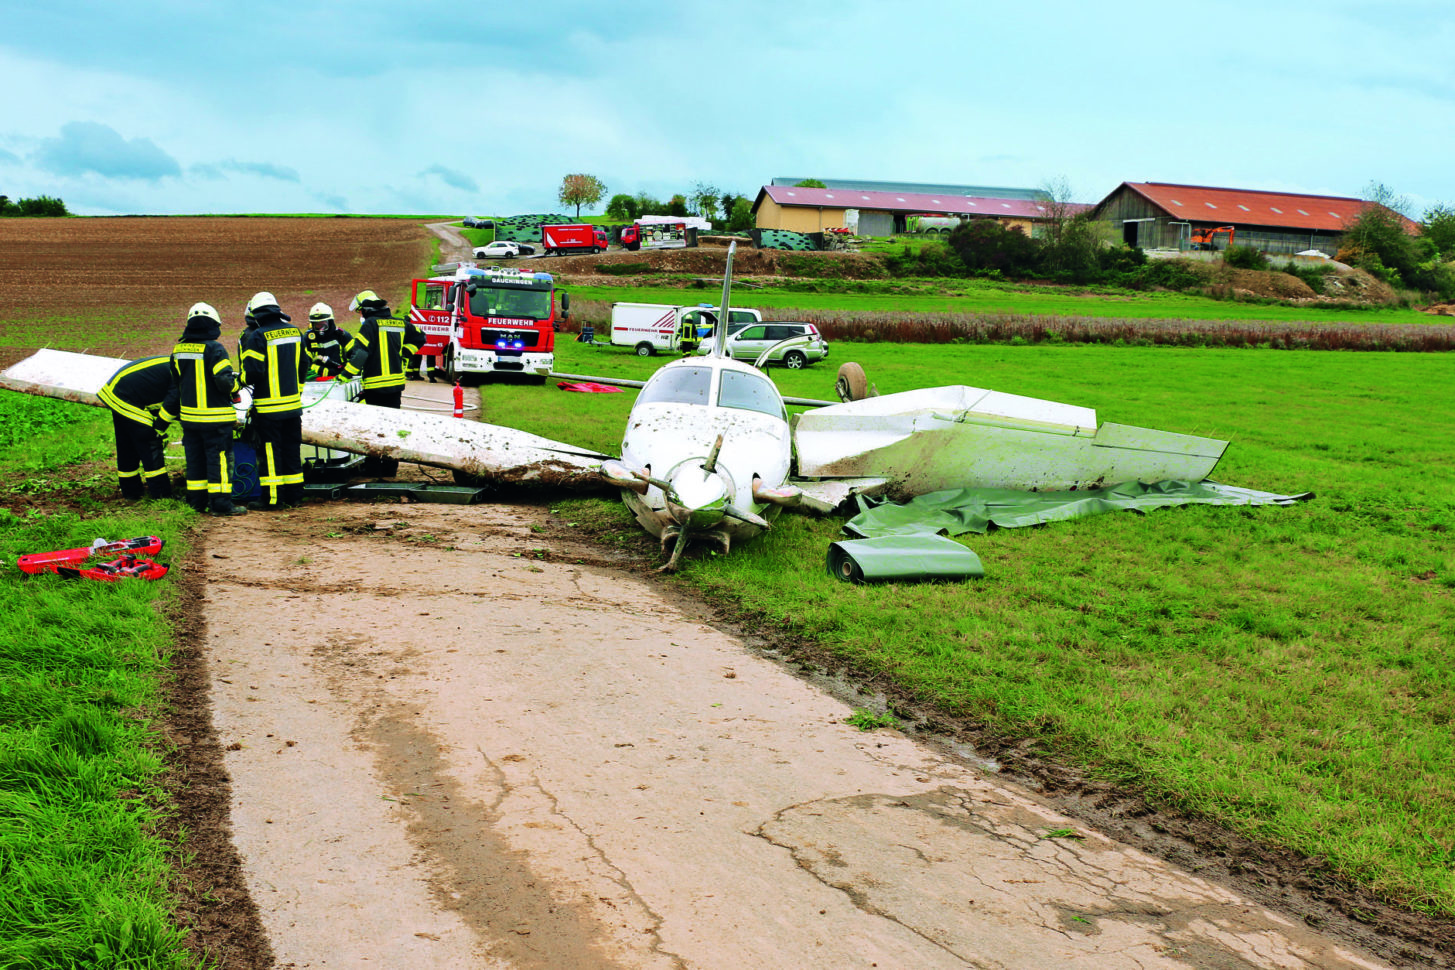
[
  {"x1": 469, "y1": 286, "x2": 551, "y2": 320},
  {"x1": 717, "y1": 370, "x2": 785, "y2": 419},
  {"x1": 637, "y1": 365, "x2": 711, "y2": 406}
]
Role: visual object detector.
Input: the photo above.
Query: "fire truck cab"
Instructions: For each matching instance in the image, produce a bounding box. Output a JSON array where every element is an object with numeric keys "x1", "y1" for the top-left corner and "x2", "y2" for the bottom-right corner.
[{"x1": 408, "y1": 264, "x2": 568, "y2": 384}]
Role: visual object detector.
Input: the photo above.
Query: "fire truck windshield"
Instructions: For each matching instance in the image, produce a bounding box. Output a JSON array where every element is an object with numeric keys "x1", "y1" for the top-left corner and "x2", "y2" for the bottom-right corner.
[{"x1": 469, "y1": 285, "x2": 551, "y2": 321}]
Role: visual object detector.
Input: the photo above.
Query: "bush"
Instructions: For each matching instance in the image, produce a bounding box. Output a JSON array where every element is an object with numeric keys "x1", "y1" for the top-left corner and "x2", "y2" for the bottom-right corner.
[
  {"x1": 947, "y1": 220, "x2": 1040, "y2": 276},
  {"x1": 3, "y1": 194, "x2": 68, "y2": 217},
  {"x1": 881, "y1": 240, "x2": 967, "y2": 278},
  {"x1": 1224, "y1": 245, "x2": 1269, "y2": 270}
]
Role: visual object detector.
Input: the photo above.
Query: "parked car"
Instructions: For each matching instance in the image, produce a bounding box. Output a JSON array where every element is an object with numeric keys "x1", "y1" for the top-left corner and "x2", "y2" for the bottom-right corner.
[
  {"x1": 699, "y1": 321, "x2": 829, "y2": 369},
  {"x1": 473, "y1": 240, "x2": 535, "y2": 259}
]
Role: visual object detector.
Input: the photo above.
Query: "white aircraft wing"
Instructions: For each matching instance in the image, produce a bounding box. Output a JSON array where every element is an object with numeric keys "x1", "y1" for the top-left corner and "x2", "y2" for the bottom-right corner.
[{"x1": 0, "y1": 349, "x2": 607, "y2": 487}]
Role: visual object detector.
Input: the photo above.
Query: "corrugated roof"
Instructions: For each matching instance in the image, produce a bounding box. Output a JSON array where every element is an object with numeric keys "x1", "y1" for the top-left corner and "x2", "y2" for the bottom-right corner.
[
  {"x1": 1114, "y1": 182, "x2": 1416, "y2": 233},
  {"x1": 757, "y1": 185, "x2": 1086, "y2": 220},
  {"x1": 771, "y1": 177, "x2": 1044, "y2": 200}
]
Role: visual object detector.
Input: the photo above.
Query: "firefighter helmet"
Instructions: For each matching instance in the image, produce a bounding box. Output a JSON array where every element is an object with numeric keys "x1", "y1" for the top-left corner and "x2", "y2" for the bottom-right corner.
[
  {"x1": 188, "y1": 302, "x2": 221, "y2": 325},
  {"x1": 308, "y1": 301, "x2": 334, "y2": 323},
  {"x1": 247, "y1": 291, "x2": 280, "y2": 314},
  {"x1": 349, "y1": 289, "x2": 385, "y2": 312}
]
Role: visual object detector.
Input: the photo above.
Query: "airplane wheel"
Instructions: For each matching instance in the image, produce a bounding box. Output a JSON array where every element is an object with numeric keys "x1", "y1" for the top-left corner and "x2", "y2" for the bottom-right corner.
[
  {"x1": 783, "y1": 351, "x2": 807, "y2": 370},
  {"x1": 635, "y1": 342, "x2": 654, "y2": 357},
  {"x1": 836, "y1": 362, "x2": 869, "y2": 402}
]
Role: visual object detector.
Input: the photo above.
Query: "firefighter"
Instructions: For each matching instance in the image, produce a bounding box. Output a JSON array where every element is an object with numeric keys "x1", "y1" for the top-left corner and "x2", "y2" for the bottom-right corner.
[
  {"x1": 161, "y1": 302, "x2": 247, "y2": 515},
  {"x1": 239, "y1": 291, "x2": 305, "y2": 509},
  {"x1": 97, "y1": 355, "x2": 175, "y2": 500},
  {"x1": 342, "y1": 289, "x2": 426, "y2": 477},
  {"x1": 301, "y1": 302, "x2": 353, "y2": 379}
]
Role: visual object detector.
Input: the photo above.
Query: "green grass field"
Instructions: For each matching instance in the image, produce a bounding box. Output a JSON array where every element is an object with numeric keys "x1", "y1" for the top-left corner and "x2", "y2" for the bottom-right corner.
[
  {"x1": 564, "y1": 278, "x2": 1437, "y2": 324},
  {"x1": 504, "y1": 338, "x2": 1455, "y2": 916}
]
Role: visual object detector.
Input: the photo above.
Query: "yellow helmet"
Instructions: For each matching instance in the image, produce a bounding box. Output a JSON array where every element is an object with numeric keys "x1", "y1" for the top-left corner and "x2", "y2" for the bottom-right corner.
[
  {"x1": 349, "y1": 289, "x2": 383, "y2": 312},
  {"x1": 188, "y1": 302, "x2": 221, "y2": 324}
]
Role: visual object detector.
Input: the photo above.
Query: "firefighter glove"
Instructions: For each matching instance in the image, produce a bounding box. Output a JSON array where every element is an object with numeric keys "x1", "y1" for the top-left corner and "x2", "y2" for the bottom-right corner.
[{"x1": 152, "y1": 416, "x2": 170, "y2": 437}]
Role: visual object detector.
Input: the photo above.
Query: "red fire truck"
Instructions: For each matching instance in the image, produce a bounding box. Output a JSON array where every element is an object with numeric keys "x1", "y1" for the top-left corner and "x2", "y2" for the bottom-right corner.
[
  {"x1": 542, "y1": 223, "x2": 609, "y2": 256},
  {"x1": 408, "y1": 265, "x2": 569, "y2": 384}
]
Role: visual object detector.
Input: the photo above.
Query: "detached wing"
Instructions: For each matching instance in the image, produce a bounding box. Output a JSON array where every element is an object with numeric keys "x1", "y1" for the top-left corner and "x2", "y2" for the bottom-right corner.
[{"x1": 1, "y1": 349, "x2": 608, "y2": 488}]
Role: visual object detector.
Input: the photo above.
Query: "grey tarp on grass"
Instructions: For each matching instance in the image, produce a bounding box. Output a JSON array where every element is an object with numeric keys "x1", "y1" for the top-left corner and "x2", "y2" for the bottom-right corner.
[
  {"x1": 827, "y1": 535, "x2": 985, "y2": 584},
  {"x1": 844, "y1": 480, "x2": 1315, "y2": 539}
]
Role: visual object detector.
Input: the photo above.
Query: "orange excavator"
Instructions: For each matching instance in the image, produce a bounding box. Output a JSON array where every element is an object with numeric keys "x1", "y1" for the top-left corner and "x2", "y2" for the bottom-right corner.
[{"x1": 1190, "y1": 225, "x2": 1236, "y2": 251}]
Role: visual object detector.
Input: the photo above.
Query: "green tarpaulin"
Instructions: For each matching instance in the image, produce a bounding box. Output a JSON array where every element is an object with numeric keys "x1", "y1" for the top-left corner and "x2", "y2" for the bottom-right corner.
[
  {"x1": 844, "y1": 480, "x2": 1314, "y2": 539},
  {"x1": 827, "y1": 535, "x2": 984, "y2": 584}
]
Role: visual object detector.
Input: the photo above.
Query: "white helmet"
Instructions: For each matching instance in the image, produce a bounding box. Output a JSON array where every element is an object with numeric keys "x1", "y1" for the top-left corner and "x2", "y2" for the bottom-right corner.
[
  {"x1": 188, "y1": 302, "x2": 221, "y2": 324},
  {"x1": 246, "y1": 291, "x2": 279, "y2": 314},
  {"x1": 308, "y1": 301, "x2": 334, "y2": 322}
]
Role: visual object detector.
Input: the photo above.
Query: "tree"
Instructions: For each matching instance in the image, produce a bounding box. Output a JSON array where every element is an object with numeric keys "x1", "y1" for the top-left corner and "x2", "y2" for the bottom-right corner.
[
  {"x1": 794, "y1": 178, "x2": 826, "y2": 189},
  {"x1": 727, "y1": 197, "x2": 755, "y2": 232},
  {"x1": 1036, "y1": 176, "x2": 1100, "y2": 282},
  {"x1": 1339, "y1": 182, "x2": 1418, "y2": 286},
  {"x1": 720, "y1": 193, "x2": 737, "y2": 220},
  {"x1": 689, "y1": 181, "x2": 722, "y2": 221},
  {"x1": 1420, "y1": 203, "x2": 1455, "y2": 258},
  {"x1": 605, "y1": 193, "x2": 638, "y2": 221},
  {"x1": 633, "y1": 192, "x2": 665, "y2": 216},
  {"x1": 558, "y1": 173, "x2": 606, "y2": 218},
  {"x1": 667, "y1": 194, "x2": 688, "y2": 217}
]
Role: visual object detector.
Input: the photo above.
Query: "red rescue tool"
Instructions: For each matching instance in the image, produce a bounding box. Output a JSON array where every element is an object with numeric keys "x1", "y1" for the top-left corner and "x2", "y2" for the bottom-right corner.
[
  {"x1": 17, "y1": 535, "x2": 165, "y2": 575},
  {"x1": 55, "y1": 553, "x2": 169, "y2": 582}
]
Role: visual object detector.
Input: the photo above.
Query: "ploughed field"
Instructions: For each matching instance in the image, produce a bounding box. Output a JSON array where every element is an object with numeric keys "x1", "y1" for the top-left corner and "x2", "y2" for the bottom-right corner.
[{"x1": 0, "y1": 217, "x2": 430, "y2": 370}]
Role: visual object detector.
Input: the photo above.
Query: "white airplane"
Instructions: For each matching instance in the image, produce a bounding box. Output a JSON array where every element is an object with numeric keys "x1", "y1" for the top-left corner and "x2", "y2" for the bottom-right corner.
[{"x1": 0, "y1": 242, "x2": 1234, "y2": 572}]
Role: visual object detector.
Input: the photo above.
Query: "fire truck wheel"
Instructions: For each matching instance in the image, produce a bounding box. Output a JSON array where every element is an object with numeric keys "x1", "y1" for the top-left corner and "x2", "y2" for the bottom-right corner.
[{"x1": 635, "y1": 342, "x2": 654, "y2": 357}]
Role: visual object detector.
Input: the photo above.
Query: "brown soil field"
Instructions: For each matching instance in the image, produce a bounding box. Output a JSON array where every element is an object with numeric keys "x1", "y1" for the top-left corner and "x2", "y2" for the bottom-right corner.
[{"x1": 0, "y1": 217, "x2": 430, "y2": 369}]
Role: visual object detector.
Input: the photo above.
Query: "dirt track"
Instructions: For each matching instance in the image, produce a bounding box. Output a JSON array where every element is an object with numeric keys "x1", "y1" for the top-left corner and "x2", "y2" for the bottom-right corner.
[{"x1": 195, "y1": 496, "x2": 1398, "y2": 970}]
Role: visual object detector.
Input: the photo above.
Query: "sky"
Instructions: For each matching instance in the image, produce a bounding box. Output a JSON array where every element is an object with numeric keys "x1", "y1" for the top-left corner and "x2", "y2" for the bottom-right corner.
[{"x1": 2, "y1": 0, "x2": 1453, "y2": 218}]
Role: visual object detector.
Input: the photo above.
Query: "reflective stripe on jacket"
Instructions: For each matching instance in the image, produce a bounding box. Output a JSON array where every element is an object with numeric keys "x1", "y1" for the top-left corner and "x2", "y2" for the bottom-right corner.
[
  {"x1": 98, "y1": 355, "x2": 172, "y2": 425},
  {"x1": 242, "y1": 316, "x2": 304, "y2": 414},
  {"x1": 345, "y1": 313, "x2": 425, "y2": 391},
  {"x1": 168, "y1": 341, "x2": 237, "y2": 424}
]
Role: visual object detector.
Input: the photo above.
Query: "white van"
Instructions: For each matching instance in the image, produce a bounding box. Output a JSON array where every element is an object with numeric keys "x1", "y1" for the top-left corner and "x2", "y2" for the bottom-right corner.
[{"x1": 610, "y1": 303, "x2": 762, "y2": 356}]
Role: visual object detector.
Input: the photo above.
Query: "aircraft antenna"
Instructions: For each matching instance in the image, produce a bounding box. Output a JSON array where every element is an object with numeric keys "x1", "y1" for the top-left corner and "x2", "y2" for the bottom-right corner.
[{"x1": 711, "y1": 241, "x2": 735, "y2": 358}]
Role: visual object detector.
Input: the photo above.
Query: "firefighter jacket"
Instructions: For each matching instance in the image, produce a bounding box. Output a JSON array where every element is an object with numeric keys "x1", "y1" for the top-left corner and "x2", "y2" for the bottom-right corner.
[
  {"x1": 344, "y1": 308, "x2": 425, "y2": 391},
  {"x1": 98, "y1": 355, "x2": 173, "y2": 426},
  {"x1": 240, "y1": 306, "x2": 304, "y2": 415},
  {"x1": 162, "y1": 316, "x2": 238, "y2": 425},
  {"x1": 302, "y1": 322, "x2": 354, "y2": 378}
]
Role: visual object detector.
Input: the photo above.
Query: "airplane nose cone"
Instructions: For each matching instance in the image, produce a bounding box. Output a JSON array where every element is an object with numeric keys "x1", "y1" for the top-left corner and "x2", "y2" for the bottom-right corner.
[{"x1": 664, "y1": 461, "x2": 729, "y2": 529}]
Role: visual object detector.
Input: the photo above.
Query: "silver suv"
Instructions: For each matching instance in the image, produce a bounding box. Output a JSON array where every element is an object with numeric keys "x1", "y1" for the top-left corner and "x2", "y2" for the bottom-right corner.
[{"x1": 701, "y1": 321, "x2": 830, "y2": 369}]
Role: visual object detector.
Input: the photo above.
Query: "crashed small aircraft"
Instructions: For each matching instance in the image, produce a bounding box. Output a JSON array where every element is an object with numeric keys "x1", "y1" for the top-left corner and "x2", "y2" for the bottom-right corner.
[{"x1": 0, "y1": 242, "x2": 1233, "y2": 570}]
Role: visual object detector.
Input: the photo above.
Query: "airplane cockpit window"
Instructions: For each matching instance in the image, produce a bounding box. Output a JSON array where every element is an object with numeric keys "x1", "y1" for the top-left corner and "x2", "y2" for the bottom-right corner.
[
  {"x1": 637, "y1": 365, "x2": 712, "y2": 406},
  {"x1": 718, "y1": 370, "x2": 785, "y2": 419}
]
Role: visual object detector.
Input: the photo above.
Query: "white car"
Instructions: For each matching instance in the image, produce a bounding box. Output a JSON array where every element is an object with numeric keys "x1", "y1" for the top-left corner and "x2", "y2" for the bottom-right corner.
[{"x1": 473, "y1": 240, "x2": 534, "y2": 259}]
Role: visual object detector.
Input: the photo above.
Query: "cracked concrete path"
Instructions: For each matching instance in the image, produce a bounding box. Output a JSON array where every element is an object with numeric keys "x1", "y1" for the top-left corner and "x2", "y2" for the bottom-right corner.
[{"x1": 201, "y1": 497, "x2": 1390, "y2": 968}]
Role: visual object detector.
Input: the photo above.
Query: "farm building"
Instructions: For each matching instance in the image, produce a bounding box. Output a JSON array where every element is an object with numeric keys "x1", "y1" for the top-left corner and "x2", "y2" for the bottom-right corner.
[
  {"x1": 752, "y1": 181, "x2": 1082, "y2": 238},
  {"x1": 1092, "y1": 182, "x2": 1418, "y2": 255}
]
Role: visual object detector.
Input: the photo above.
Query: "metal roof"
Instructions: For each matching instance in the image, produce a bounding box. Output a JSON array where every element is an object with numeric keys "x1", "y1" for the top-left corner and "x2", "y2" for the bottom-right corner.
[
  {"x1": 1109, "y1": 182, "x2": 1416, "y2": 233},
  {"x1": 771, "y1": 178, "x2": 1044, "y2": 200},
  {"x1": 756, "y1": 185, "x2": 1087, "y2": 220}
]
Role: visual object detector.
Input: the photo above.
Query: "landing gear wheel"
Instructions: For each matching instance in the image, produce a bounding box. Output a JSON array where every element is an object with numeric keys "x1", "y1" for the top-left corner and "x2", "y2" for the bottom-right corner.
[
  {"x1": 836, "y1": 361, "x2": 869, "y2": 402},
  {"x1": 635, "y1": 342, "x2": 654, "y2": 357},
  {"x1": 784, "y1": 350, "x2": 807, "y2": 370}
]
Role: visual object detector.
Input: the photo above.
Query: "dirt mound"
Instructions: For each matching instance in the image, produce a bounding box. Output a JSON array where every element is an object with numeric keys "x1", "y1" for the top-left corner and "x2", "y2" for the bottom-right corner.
[
  {"x1": 1423, "y1": 302, "x2": 1455, "y2": 316},
  {"x1": 536, "y1": 245, "x2": 889, "y2": 285},
  {"x1": 1175, "y1": 259, "x2": 1398, "y2": 305}
]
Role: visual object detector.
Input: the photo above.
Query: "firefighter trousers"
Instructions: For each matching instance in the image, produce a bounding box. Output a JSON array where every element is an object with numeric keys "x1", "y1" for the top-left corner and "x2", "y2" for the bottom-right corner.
[
  {"x1": 181, "y1": 424, "x2": 237, "y2": 513},
  {"x1": 112, "y1": 411, "x2": 172, "y2": 499},
  {"x1": 251, "y1": 412, "x2": 304, "y2": 508},
  {"x1": 361, "y1": 386, "x2": 404, "y2": 476}
]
